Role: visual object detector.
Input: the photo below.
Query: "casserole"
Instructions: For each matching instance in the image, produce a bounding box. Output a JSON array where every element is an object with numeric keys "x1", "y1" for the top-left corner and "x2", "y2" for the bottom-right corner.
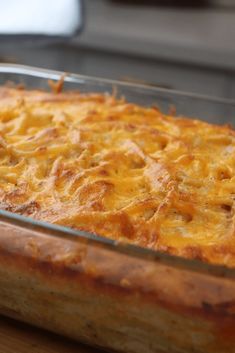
[{"x1": 0, "y1": 64, "x2": 234, "y2": 353}]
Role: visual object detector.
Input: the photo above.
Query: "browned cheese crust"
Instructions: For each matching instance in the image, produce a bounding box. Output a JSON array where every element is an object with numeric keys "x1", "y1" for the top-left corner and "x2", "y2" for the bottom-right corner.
[{"x1": 0, "y1": 86, "x2": 235, "y2": 267}]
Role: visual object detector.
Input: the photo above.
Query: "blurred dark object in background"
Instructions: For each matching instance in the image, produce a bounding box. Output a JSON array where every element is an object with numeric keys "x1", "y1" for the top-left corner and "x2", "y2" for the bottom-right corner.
[
  {"x1": 109, "y1": 0, "x2": 209, "y2": 7},
  {"x1": 0, "y1": 0, "x2": 235, "y2": 100},
  {"x1": 109, "y1": 0, "x2": 235, "y2": 8}
]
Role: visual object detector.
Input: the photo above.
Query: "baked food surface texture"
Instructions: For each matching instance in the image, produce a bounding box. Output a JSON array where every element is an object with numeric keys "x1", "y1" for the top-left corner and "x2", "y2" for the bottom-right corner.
[{"x1": 0, "y1": 86, "x2": 234, "y2": 267}]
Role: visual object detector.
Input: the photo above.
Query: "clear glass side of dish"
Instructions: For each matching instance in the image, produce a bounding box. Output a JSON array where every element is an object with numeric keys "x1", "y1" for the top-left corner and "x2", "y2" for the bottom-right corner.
[
  {"x1": 0, "y1": 212, "x2": 234, "y2": 353},
  {"x1": 0, "y1": 63, "x2": 235, "y2": 126}
]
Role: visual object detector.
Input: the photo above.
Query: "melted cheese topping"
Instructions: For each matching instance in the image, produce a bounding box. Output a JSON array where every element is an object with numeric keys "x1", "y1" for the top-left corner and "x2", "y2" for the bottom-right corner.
[{"x1": 0, "y1": 86, "x2": 235, "y2": 267}]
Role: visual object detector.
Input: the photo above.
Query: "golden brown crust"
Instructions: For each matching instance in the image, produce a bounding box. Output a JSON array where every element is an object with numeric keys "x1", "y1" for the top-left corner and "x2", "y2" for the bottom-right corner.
[{"x1": 0, "y1": 86, "x2": 235, "y2": 267}]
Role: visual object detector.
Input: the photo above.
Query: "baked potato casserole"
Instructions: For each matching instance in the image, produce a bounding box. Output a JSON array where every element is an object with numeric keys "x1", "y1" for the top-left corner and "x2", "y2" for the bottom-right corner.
[
  {"x1": 0, "y1": 76, "x2": 234, "y2": 353},
  {"x1": 0, "y1": 85, "x2": 234, "y2": 266}
]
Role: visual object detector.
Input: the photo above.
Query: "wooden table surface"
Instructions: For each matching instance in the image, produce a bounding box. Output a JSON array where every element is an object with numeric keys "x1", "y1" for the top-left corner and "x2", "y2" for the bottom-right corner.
[{"x1": 0, "y1": 315, "x2": 103, "y2": 353}]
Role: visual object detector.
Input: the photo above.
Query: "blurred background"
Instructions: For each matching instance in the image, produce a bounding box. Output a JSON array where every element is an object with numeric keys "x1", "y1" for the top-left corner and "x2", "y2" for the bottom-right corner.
[{"x1": 0, "y1": 0, "x2": 235, "y2": 99}]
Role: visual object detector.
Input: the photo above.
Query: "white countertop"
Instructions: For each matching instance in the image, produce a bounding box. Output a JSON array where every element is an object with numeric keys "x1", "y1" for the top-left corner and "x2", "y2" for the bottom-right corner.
[{"x1": 76, "y1": 0, "x2": 235, "y2": 70}]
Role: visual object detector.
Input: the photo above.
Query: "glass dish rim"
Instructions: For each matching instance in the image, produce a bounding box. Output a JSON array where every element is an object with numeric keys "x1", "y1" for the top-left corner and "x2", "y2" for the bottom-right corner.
[{"x1": 0, "y1": 63, "x2": 235, "y2": 280}]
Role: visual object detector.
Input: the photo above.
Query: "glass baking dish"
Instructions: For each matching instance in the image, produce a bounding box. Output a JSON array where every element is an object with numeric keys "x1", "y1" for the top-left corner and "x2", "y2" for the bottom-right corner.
[{"x1": 0, "y1": 64, "x2": 235, "y2": 353}]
